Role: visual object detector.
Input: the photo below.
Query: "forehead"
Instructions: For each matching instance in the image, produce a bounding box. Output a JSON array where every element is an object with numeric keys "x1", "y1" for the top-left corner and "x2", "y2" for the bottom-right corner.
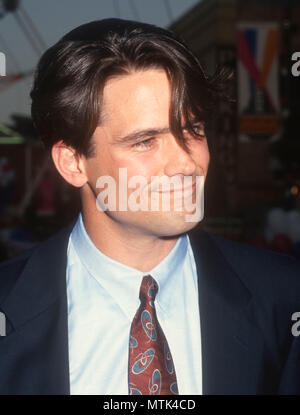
[{"x1": 101, "y1": 69, "x2": 171, "y2": 127}]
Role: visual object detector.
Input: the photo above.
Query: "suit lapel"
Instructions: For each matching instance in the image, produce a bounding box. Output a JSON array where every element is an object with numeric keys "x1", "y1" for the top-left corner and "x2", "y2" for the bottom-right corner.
[
  {"x1": 189, "y1": 228, "x2": 265, "y2": 394},
  {"x1": 0, "y1": 223, "x2": 73, "y2": 394}
]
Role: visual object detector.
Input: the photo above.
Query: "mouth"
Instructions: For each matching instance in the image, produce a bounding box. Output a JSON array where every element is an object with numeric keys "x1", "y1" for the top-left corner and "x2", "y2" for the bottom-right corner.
[{"x1": 156, "y1": 182, "x2": 196, "y2": 194}]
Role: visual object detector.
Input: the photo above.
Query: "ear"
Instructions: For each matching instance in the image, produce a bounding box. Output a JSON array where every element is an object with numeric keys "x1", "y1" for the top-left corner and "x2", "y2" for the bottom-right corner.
[{"x1": 51, "y1": 141, "x2": 87, "y2": 187}]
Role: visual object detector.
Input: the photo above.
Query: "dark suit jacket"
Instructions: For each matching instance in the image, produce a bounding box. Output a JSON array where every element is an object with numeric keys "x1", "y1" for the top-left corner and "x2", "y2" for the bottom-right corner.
[{"x1": 0, "y1": 222, "x2": 300, "y2": 395}]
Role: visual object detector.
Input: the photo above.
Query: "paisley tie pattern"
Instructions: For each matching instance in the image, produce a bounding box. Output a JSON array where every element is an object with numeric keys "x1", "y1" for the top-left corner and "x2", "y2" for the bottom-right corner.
[{"x1": 128, "y1": 275, "x2": 178, "y2": 395}]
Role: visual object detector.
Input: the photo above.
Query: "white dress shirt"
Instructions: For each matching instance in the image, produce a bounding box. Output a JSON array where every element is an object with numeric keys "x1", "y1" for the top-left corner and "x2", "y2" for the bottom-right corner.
[{"x1": 66, "y1": 213, "x2": 202, "y2": 394}]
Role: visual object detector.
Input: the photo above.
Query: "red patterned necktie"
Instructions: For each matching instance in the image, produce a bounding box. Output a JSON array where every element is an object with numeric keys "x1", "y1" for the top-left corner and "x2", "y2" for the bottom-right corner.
[{"x1": 128, "y1": 274, "x2": 178, "y2": 395}]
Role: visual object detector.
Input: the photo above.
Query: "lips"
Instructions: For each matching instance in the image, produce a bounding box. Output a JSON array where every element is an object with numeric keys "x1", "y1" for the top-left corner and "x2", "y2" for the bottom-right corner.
[{"x1": 157, "y1": 182, "x2": 196, "y2": 194}]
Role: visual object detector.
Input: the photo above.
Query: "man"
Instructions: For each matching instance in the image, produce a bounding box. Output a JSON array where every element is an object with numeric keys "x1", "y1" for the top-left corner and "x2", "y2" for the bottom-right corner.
[{"x1": 0, "y1": 18, "x2": 300, "y2": 395}]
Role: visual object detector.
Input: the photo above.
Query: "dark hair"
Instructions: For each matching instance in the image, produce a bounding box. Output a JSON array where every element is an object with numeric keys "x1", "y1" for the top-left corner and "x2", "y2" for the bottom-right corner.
[{"x1": 30, "y1": 18, "x2": 230, "y2": 157}]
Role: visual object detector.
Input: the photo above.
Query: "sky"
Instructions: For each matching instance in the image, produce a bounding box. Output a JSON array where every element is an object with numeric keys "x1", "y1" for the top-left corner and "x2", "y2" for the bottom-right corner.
[{"x1": 0, "y1": 0, "x2": 201, "y2": 125}]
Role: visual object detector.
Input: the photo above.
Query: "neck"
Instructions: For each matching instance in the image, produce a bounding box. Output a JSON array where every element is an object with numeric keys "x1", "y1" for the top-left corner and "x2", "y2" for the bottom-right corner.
[{"x1": 80, "y1": 188, "x2": 179, "y2": 272}]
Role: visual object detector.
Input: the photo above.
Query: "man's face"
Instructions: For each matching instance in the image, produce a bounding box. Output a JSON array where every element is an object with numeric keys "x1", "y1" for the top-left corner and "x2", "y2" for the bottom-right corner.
[{"x1": 82, "y1": 69, "x2": 210, "y2": 237}]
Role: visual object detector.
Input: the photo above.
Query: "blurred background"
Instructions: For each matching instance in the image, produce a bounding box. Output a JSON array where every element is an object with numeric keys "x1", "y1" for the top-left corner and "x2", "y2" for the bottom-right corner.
[{"x1": 0, "y1": 0, "x2": 300, "y2": 261}]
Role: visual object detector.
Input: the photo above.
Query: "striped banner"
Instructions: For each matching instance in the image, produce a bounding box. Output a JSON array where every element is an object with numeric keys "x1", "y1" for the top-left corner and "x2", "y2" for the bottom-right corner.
[{"x1": 237, "y1": 22, "x2": 280, "y2": 141}]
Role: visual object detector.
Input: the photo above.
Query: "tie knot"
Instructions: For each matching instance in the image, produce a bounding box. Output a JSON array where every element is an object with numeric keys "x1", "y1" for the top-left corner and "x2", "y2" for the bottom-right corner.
[{"x1": 139, "y1": 274, "x2": 158, "y2": 304}]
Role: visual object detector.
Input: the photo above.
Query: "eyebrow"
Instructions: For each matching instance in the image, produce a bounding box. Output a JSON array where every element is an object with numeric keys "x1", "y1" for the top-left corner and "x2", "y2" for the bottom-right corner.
[
  {"x1": 114, "y1": 120, "x2": 204, "y2": 144},
  {"x1": 114, "y1": 127, "x2": 170, "y2": 144}
]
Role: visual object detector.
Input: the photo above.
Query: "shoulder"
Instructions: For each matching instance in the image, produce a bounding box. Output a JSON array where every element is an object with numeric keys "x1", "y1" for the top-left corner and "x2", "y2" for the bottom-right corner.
[
  {"x1": 0, "y1": 248, "x2": 33, "y2": 304},
  {"x1": 206, "y1": 231, "x2": 300, "y2": 305},
  {"x1": 0, "y1": 221, "x2": 75, "y2": 304}
]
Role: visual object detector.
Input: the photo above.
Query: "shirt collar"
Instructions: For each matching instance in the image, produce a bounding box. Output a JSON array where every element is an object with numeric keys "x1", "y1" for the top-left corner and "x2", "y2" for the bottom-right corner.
[{"x1": 70, "y1": 213, "x2": 188, "y2": 320}]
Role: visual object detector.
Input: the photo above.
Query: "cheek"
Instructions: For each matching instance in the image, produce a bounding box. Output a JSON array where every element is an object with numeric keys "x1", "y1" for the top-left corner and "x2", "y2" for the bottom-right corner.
[
  {"x1": 122, "y1": 156, "x2": 154, "y2": 184},
  {"x1": 93, "y1": 153, "x2": 154, "y2": 191},
  {"x1": 203, "y1": 145, "x2": 210, "y2": 167},
  {"x1": 191, "y1": 140, "x2": 210, "y2": 169}
]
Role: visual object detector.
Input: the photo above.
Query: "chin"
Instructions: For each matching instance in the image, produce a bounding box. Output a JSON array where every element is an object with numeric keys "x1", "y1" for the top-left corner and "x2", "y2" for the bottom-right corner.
[{"x1": 146, "y1": 211, "x2": 202, "y2": 237}]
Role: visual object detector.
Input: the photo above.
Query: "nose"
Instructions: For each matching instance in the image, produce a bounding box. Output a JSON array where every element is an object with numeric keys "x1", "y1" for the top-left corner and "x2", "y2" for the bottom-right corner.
[{"x1": 163, "y1": 135, "x2": 196, "y2": 177}]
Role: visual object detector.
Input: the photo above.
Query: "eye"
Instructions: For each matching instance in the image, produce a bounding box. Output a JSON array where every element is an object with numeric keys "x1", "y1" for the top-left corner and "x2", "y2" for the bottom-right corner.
[
  {"x1": 192, "y1": 123, "x2": 206, "y2": 137},
  {"x1": 183, "y1": 124, "x2": 206, "y2": 142},
  {"x1": 132, "y1": 137, "x2": 155, "y2": 149}
]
